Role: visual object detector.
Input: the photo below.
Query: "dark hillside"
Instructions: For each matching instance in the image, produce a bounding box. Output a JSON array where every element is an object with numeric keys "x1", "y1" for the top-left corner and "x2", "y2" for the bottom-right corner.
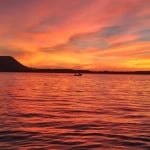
[{"x1": 0, "y1": 56, "x2": 30, "y2": 72}]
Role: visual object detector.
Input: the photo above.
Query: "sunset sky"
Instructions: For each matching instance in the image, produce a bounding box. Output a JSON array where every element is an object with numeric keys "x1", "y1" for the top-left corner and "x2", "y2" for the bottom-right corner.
[{"x1": 0, "y1": 0, "x2": 149, "y2": 71}]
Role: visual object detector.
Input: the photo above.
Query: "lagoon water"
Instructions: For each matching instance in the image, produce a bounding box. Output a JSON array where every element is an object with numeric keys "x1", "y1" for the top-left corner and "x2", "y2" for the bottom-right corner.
[{"x1": 0, "y1": 73, "x2": 150, "y2": 150}]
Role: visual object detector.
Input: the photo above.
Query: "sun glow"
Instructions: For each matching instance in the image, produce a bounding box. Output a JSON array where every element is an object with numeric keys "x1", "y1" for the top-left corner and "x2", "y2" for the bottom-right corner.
[{"x1": 0, "y1": 0, "x2": 149, "y2": 71}]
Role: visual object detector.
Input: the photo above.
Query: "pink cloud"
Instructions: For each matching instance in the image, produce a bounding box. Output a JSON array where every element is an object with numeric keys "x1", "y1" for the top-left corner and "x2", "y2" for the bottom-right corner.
[{"x1": 0, "y1": 0, "x2": 149, "y2": 70}]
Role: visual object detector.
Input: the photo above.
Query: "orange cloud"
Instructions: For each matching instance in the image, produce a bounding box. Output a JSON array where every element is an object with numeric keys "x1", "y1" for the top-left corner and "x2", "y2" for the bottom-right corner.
[{"x1": 0, "y1": 0, "x2": 149, "y2": 71}]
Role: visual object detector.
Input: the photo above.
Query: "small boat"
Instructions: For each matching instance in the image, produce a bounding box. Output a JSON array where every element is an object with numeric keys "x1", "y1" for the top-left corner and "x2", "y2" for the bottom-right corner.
[{"x1": 74, "y1": 73, "x2": 82, "y2": 76}]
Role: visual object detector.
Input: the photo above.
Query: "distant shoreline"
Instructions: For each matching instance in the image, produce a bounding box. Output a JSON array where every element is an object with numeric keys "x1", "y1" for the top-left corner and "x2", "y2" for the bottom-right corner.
[
  {"x1": 0, "y1": 70, "x2": 150, "y2": 75},
  {"x1": 0, "y1": 56, "x2": 150, "y2": 74}
]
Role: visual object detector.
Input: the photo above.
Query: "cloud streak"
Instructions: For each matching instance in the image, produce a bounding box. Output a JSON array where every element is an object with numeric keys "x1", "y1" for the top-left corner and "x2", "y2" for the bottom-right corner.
[{"x1": 0, "y1": 0, "x2": 149, "y2": 70}]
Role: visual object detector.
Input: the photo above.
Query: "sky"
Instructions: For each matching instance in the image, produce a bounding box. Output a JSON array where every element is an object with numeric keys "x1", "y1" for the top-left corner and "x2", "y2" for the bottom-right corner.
[{"x1": 0, "y1": 0, "x2": 150, "y2": 71}]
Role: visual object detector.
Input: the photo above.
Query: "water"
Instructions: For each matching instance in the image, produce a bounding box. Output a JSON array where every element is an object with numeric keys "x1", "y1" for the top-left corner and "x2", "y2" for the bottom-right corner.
[{"x1": 0, "y1": 73, "x2": 150, "y2": 150}]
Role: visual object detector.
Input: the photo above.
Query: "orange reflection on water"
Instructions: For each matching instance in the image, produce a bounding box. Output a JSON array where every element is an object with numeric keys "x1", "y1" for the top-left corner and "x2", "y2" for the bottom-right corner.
[{"x1": 0, "y1": 73, "x2": 150, "y2": 149}]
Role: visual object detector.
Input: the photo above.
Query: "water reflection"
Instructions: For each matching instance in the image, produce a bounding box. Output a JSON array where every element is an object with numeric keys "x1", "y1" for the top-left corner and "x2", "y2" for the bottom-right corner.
[{"x1": 0, "y1": 73, "x2": 150, "y2": 149}]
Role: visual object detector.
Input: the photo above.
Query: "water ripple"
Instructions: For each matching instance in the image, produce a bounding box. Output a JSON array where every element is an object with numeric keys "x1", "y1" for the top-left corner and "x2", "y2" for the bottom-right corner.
[{"x1": 0, "y1": 73, "x2": 150, "y2": 149}]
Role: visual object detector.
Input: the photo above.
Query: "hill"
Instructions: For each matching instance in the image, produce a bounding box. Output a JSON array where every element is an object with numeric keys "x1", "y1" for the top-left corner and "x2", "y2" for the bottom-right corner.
[{"x1": 0, "y1": 56, "x2": 30, "y2": 72}]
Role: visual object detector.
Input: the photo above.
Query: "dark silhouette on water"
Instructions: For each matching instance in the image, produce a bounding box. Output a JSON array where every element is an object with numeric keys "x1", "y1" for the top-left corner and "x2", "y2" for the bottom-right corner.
[
  {"x1": 0, "y1": 56, "x2": 150, "y2": 74},
  {"x1": 0, "y1": 56, "x2": 30, "y2": 72},
  {"x1": 74, "y1": 73, "x2": 82, "y2": 76}
]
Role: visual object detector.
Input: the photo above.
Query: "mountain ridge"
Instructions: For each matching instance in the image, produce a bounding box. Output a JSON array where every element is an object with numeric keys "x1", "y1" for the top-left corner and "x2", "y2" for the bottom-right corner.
[
  {"x1": 0, "y1": 56, "x2": 150, "y2": 74},
  {"x1": 0, "y1": 56, "x2": 30, "y2": 72}
]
